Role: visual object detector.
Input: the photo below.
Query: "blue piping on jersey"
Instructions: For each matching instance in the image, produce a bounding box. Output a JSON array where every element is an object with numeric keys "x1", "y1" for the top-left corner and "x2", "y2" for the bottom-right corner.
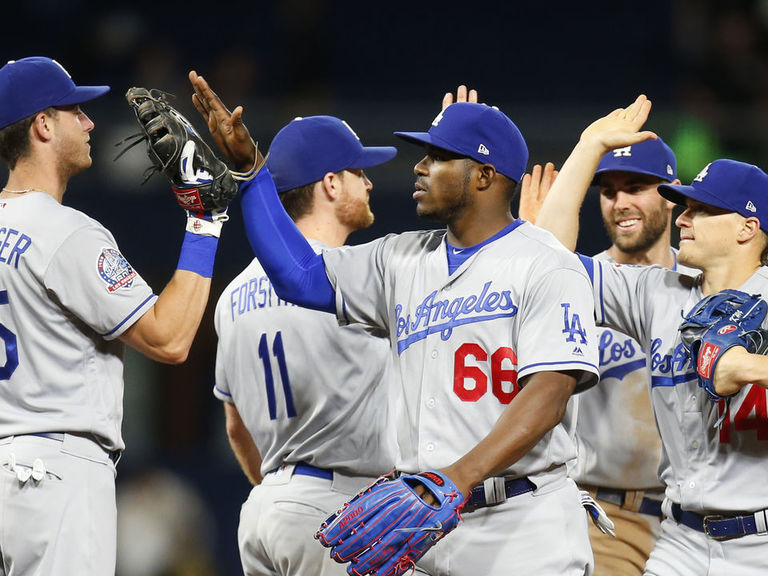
[
  {"x1": 651, "y1": 372, "x2": 698, "y2": 388},
  {"x1": 601, "y1": 358, "x2": 647, "y2": 381},
  {"x1": 214, "y1": 386, "x2": 232, "y2": 398},
  {"x1": 577, "y1": 254, "x2": 604, "y2": 323},
  {"x1": 102, "y1": 294, "x2": 157, "y2": 337},
  {"x1": 396, "y1": 311, "x2": 518, "y2": 354},
  {"x1": 520, "y1": 359, "x2": 599, "y2": 373}
]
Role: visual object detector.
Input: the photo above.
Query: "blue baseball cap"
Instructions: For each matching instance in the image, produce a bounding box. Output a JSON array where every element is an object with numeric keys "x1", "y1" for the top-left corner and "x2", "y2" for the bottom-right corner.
[
  {"x1": 394, "y1": 102, "x2": 528, "y2": 182},
  {"x1": 594, "y1": 138, "x2": 676, "y2": 183},
  {"x1": 266, "y1": 115, "x2": 397, "y2": 193},
  {"x1": 0, "y1": 57, "x2": 110, "y2": 129},
  {"x1": 658, "y1": 159, "x2": 768, "y2": 232}
]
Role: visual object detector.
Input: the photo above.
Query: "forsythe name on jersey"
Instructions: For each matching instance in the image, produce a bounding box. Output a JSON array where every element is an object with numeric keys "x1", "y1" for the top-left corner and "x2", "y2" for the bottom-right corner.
[
  {"x1": 0, "y1": 226, "x2": 31, "y2": 269},
  {"x1": 395, "y1": 280, "x2": 518, "y2": 354},
  {"x1": 229, "y1": 274, "x2": 296, "y2": 321}
]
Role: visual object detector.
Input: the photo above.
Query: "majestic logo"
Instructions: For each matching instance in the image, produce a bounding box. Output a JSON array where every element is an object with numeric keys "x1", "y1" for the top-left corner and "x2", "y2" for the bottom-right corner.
[
  {"x1": 477, "y1": 144, "x2": 490, "y2": 155},
  {"x1": 612, "y1": 146, "x2": 632, "y2": 157},
  {"x1": 697, "y1": 342, "x2": 721, "y2": 379},
  {"x1": 97, "y1": 248, "x2": 136, "y2": 292},
  {"x1": 746, "y1": 200, "x2": 757, "y2": 213},
  {"x1": 395, "y1": 281, "x2": 518, "y2": 354},
  {"x1": 694, "y1": 163, "x2": 711, "y2": 182},
  {"x1": 717, "y1": 324, "x2": 737, "y2": 335}
]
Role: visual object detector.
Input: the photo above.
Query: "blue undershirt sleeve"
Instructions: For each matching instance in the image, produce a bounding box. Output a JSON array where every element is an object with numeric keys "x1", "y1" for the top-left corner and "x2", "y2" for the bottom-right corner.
[{"x1": 239, "y1": 168, "x2": 336, "y2": 313}]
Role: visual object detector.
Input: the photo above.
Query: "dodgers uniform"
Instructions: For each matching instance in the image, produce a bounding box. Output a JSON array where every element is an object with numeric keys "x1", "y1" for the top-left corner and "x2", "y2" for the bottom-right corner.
[
  {"x1": 213, "y1": 240, "x2": 397, "y2": 576},
  {"x1": 583, "y1": 257, "x2": 768, "y2": 576},
  {"x1": 573, "y1": 249, "x2": 698, "y2": 572},
  {"x1": 322, "y1": 220, "x2": 600, "y2": 575},
  {"x1": 0, "y1": 192, "x2": 156, "y2": 574}
]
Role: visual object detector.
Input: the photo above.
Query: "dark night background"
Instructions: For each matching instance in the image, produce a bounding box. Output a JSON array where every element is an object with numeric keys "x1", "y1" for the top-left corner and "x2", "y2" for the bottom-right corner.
[{"x1": 4, "y1": 1, "x2": 768, "y2": 573}]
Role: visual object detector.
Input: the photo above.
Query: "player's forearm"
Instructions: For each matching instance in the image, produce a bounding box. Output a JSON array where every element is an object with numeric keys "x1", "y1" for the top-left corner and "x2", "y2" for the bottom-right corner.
[
  {"x1": 239, "y1": 170, "x2": 336, "y2": 313},
  {"x1": 535, "y1": 141, "x2": 605, "y2": 251},
  {"x1": 714, "y1": 347, "x2": 768, "y2": 395},
  {"x1": 120, "y1": 270, "x2": 210, "y2": 363},
  {"x1": 441, "y1": 372, "x2": 576, "y2": 497}
]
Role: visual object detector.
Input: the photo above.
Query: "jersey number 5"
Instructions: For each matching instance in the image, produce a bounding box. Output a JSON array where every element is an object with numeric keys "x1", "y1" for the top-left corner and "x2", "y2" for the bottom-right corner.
[
  {"x1": 0, "y1": 291, "x2": 18, "y2": 380},
  {"x1": 454, "y1": 343, "x2": 519, "y2": 403},
  {"x1": 258, "y1": 332, "x2": 296, "y2": 420}
]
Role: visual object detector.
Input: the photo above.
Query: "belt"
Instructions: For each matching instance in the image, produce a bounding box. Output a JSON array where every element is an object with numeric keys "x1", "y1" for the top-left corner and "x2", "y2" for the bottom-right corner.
[
  {"x1": 291, "y1": 462, "x2": 333, "y2": 481},
  {"x1": 671, "y1": 503, "x2": 768, "y2": 541},
  {"x1": 463, "y1": 476, "x2": 535, "y2": 513},
  {"x1": 27, "y1": 432, "x2": 121, "y2": 465},
  {"x1": 595, "y1": 487, "x2": 663, "y2": 517}
]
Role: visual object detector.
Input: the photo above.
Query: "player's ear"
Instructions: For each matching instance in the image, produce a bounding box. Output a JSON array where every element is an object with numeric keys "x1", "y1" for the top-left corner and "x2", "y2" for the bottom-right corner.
[
  {"x1": 320, "y1": 171, "x2": 341, "y2": 200},
  {"x1": 737, "y1": 216, "x2": 761, "y2": 244},
  {"x1": 475, "y1": 163, "x2": 497, "y2": 191},
  {"x1": 31, "y1": 111, "x2": 54, "y2": 143}
]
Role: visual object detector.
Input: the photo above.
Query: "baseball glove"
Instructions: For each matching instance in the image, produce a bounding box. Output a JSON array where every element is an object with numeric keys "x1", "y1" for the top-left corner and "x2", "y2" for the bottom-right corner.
[
  {"x1": 119, "y1": 87, "x2": 238, "y2": 214},
  {"x1": 316, "y1": 471, "x2": 465, "y2": 576},
  {"x1": 679, "y1": 289, "x2": 768, "y2": 400}
]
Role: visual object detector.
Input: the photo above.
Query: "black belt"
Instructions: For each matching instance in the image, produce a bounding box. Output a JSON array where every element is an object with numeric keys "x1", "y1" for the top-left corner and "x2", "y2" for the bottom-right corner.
[
  {"x1": 463, "y1": 476, "x2": 535, "y2": 513},
  {"x1": 28, "y1": 432, "x2": 121, "y2": 465},
  {"x1": 290, "y1": 462, "x2": 334, "y2": 481},
  {"x1": 671, "y1": 503, "x2": 768, "y2": 541},
  {"x1": 595, "y1": 487, "x2": 663, "y2": 517}
]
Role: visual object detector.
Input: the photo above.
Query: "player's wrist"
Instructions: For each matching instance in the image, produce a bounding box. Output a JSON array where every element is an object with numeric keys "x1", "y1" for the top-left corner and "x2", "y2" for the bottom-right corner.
[{"x1": 177, "y1": 231, "x2": 219, "y2": 278}]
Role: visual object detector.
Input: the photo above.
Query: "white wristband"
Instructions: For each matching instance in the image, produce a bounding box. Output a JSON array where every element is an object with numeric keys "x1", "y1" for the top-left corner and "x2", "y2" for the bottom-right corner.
[{"x1": 186, "y1": 215, "x2": 224, "y2": 238}]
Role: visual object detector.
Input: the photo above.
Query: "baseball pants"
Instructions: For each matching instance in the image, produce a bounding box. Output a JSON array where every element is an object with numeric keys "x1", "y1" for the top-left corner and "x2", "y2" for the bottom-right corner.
[
  {"x1": 0, "y1": 434, "x2": 118, "y2": 575},
  {"x1": 416, "y1": 474, "x2": 593, "y2": 576},
  {"x1": 237, "y1": 465, "x2": 377, "y2": 576},
  {"x1": 644, "y1": 516, "x2": 768, "y2": 576}
]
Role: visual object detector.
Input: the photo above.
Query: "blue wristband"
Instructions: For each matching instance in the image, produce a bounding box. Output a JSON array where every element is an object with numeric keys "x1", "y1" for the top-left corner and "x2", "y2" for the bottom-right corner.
[{"x1": 177, "y1": 231, "x2": 219, "y2": 278}]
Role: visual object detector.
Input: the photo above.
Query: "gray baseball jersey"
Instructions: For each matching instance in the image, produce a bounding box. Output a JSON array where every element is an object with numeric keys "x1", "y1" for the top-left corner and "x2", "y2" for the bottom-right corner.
[
  {"x1": 0, "y1": 192, "x2": 156, "y2": 451},
  {"x1": 322, "y1": 221, "x2": 600, "y2": 477},
  {"x1": 213, "y1": 240, "x2": 397, "y2": 477},
  {"x1": 572, "y1": 249, "x2": 697, "y2": 490},
  {"x1": 585, "y1": 257, "x2": 768, "y2": 512}
]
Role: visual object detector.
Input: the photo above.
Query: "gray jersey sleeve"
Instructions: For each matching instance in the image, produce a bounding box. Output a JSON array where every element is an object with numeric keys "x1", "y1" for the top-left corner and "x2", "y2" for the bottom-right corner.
[{"x1": 44, "y1": 224, "x2": 156, "y2": 340}]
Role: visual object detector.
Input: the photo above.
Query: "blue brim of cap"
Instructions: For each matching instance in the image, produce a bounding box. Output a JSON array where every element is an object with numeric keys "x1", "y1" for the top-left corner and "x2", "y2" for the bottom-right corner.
[
  {"x1": 394, "y1": 131, "x2": 463, "y2": 156},
  {"x1": 57, "y1": 85, "x2": 110, "y2": 106},
  {"x1": 657, "y1": 183, "x2": 728, "y2": 211},
  {"x1": 350, "y1": 146, "x2": 397, "y2": 169}
]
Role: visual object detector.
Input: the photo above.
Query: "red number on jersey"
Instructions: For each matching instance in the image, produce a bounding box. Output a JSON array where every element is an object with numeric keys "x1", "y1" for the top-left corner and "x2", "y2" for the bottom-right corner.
[
  {"x1": 717, "y1": 386, "x2": 768, "y2": 443},
  {"x1": 454, "y1": 343, "x2": 519, "y2": 404}
]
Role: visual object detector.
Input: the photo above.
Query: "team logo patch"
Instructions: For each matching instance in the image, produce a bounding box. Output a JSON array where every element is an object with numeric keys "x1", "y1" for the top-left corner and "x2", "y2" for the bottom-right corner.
[
  {"x1": 97, "y1": 248, "x2": 136, "y2": 292},
  {"x1": 697, "y1": 342, "x2": 721, "y2": 379},
  {"x1": 717, "y1": 324, "x2": 737, "y2": 335}
]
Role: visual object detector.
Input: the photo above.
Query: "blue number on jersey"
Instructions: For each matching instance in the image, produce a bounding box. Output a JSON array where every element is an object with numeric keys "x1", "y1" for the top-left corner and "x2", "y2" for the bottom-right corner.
[
  {"x1": 0, "y1": 290, "x2": 18, "y2": 380},
  {"x1": 258, "y1": 331, "x2": 297, "y2": 420}
]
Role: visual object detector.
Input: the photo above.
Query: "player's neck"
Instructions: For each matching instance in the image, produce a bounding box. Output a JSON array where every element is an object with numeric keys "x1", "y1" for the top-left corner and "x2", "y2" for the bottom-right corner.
[
  {"x1": 5, "y1": 162, "x2": 66, "y2": 203},
  {"x1": 294, "y1": 216, "x2": 350, "y2": 248},
  {"x1": 701, "y1": 258, "x2": 763, "y2": 295},
  {"x1": 607, "y1": 242, "x2": 676, "y2": 269},
  {"x1": 447, "y1": 210, "x2": 514, "y2": 248}
]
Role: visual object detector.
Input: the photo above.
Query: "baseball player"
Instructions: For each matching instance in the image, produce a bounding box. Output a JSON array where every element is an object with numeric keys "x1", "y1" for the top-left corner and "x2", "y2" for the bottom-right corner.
[
  {"x1": 533, "y1": 94, "x2": 768, "y2": 575},
  {"x1": 191, "y1": 73, "x2": 600, "y2": 575},
  {"x1": 0, "y1": 57, "x2": 223, "y2": 574},
  {"x1": 521, "y1": 139, "x2": 698, "y2": 575},
  {"x1": 212, "y1": 113, "x2": 398, "y2": 575}
]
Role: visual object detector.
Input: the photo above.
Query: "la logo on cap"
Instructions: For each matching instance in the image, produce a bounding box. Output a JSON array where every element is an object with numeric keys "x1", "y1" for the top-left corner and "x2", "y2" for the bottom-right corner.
[
  {"x1": 694, "y1": 163, "x2": 711, "y2": 182},
  {"x1": 613, "y1": 146, "x2": 632, "y2": 157}
]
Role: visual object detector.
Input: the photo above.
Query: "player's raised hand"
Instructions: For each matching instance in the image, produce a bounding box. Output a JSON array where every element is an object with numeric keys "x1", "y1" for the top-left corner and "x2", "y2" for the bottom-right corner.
[
  {"x1": 519, "y1": 163, "x2": 558, "y2": 223},
  {"x1": 442, "y1": 85, "x2": 479, "y2": 110},
  {"x1": 189, "y1": 70, "x2": 260, "y2": 172},
  {"x1": 579, "y1": 94, "x2": 657, "y2": 154}
]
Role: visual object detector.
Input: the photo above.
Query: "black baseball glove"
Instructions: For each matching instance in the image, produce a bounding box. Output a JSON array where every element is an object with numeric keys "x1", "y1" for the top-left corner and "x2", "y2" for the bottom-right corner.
[{"x1": 119, "y1": 87, "x2": 238, "y2": 216}]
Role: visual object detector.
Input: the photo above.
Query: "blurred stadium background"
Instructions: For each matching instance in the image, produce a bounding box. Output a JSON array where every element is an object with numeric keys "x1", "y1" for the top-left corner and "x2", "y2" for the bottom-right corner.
[{"x1": 3, "y1": 0, "x2": 768, "y2": 573}]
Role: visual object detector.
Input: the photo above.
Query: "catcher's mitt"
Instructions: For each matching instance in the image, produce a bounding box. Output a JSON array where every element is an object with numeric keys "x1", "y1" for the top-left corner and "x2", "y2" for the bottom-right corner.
[
  {"x1": 119, "y1": 87, "x2": 238, "y2": 214},
  {"x1": 679, "y1": 289, "x2": 768, "y2": 400},
  {"x1": 316, "y1": 471, "x2": 465, "y2": 576}
]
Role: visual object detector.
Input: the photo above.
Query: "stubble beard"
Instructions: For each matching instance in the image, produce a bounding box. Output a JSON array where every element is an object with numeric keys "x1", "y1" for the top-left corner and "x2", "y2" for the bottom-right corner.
[
  {"x1": 337, "y1": 191, "x2": 374, "y2": 231},
  {"x1": 604, "y1": 202, "x2": 668, "y2": 254}
]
